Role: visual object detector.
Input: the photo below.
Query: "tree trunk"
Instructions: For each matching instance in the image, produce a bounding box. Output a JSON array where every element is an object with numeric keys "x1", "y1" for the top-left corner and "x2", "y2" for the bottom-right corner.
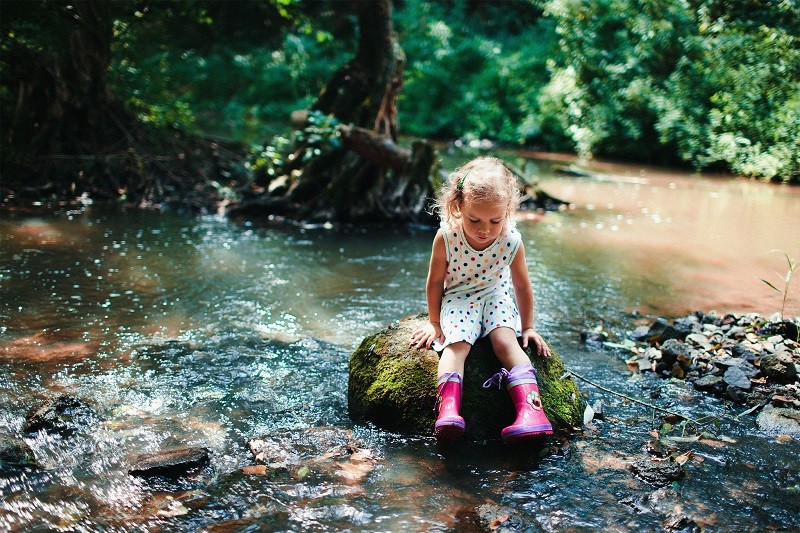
[
  {"x1": 6, "y1": 1, "x2": 130, "y2": 189},
  {"x1": 230, "y1": 0, "x2": 439, "y2": 224},
  {"x1": 3, "y1": 1, "x2": 245, "y2": 209}
]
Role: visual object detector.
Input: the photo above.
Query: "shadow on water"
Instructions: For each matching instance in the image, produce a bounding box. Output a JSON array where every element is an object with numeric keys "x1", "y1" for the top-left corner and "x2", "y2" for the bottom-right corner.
[{"x1": 1, "y1": 160, "x2": 799, "y2": 531}]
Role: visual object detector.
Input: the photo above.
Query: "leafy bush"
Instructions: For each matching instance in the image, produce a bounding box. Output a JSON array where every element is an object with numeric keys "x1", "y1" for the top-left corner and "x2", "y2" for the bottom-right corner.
[
  {"x1": 541, "y1": 0, "x2": 800, "y2": 181},
  {"x1": 395, "y1": 0, "x2": 570, "y2": 148}
]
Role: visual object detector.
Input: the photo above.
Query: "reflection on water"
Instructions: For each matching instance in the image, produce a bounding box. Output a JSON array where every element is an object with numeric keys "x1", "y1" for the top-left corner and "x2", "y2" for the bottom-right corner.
[
  {"x1": 535, "y1": 157, "x2": 800, "y2": 317},
  {"x1": 1, "y1": 161, "x2": 798, "y2": 531}
]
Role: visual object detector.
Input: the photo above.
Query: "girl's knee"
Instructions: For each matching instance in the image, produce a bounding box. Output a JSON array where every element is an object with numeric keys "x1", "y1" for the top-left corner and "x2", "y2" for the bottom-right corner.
[{"x1": 446, "y1": 341, "x2": 471, "y2": 360}]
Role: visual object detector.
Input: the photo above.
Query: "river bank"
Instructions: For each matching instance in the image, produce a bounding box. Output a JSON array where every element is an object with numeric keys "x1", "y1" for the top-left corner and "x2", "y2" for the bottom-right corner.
[{"x1": 584, "y1": 311, "x2": 800, "y2": 436}]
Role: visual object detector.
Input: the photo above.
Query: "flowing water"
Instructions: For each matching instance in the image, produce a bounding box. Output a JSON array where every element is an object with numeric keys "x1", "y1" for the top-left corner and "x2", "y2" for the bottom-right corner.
[{"x1": 1, "y1": 157, "x2": 799, "y2": 532}]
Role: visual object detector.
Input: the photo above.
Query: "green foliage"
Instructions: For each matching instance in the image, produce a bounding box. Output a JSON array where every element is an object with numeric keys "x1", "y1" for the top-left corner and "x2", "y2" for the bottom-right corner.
[
  {"x1": 761, "y1": 251, "x2": 797, "y2": 320},
  {"x1": 541, "y1": 0, "x2": 800, "y2": 180},
  {"x1": 3, "y1": 0, "x2": 797, "y2": 182},
  {"x1": 540, "y1": 0, "x2": 694, "y2": 161},
  {"x1": 251, "y1": 110, "x2": 341, "y2": 177},
  {"x1": 395, "y1": 0, "x2": 571, "y2": 148},
  {"x1": 655, "y1": 21, "x2": 800, "y2": 181},
  {"x1": 107, "y1": 2, "x2": 352, "y2": 142}
]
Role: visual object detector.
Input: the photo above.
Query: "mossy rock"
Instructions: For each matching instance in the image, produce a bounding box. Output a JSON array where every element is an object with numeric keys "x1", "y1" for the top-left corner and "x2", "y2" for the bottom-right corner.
[{"x1": 348, "y1": 314, "x2": 584, "y2": 439}]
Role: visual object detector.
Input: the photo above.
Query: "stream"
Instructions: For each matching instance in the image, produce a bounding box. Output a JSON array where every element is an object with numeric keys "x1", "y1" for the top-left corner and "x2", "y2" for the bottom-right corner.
[{"x1": 1, "y1": 156, "x2": 799, "y2": 531}]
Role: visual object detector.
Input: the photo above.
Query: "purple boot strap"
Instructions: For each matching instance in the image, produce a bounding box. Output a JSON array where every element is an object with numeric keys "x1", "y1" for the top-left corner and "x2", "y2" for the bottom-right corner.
[{"x1": 482, "y1": 368, "x2": 510, "y2": 389}]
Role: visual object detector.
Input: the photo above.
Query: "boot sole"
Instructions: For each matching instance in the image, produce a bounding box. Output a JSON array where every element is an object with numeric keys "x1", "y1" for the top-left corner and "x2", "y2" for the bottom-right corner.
[
  {"x1": 435, "y1": 420, "x2": 465, "y2": 443},
  {"x1": 502, "y1": 425, "x2": 553, "y2": 445}
]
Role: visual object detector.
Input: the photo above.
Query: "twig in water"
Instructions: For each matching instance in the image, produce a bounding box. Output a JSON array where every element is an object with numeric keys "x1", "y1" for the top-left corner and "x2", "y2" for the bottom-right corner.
[{"x1": 562, "y1": 369, "x2": 701, "y2": 426}]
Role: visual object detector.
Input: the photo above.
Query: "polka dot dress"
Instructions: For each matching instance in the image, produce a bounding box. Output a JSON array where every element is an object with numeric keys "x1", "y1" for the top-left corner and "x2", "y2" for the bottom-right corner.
[{"x1": 432, "y1": 225, "x2": 522, "y2": 351}]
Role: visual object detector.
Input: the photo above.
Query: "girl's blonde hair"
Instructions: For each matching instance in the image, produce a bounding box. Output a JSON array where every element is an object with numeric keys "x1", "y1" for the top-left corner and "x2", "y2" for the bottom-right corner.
[{"x1": 434, "y1": 156, "x2": 520, "y2": 231}]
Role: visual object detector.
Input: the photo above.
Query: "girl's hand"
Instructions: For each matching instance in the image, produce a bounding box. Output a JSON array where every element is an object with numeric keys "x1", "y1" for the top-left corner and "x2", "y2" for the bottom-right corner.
[
  {"x1": 410, "y1": 322, "x2": 444, "y2": 349},
  {"x1": 521, "y1": 328, "x2": 551, "y2": 358}
]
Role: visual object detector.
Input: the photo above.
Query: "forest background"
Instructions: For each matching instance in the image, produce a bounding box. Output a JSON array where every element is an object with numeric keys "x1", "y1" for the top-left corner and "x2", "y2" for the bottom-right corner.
[{"x1": 2, "y1": 0, "x2": 799, "y2": 210}]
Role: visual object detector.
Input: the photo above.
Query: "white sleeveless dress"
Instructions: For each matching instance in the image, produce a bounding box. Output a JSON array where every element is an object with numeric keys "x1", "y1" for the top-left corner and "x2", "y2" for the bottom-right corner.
[{"x1": 432, "y1": 225, "x2": 522, "y2": 351}]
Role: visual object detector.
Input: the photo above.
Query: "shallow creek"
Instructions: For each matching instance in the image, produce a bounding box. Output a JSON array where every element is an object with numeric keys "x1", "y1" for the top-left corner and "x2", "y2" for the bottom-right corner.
[{"x1": 1, "y1": 158, "x2": 798, "y2": 531}]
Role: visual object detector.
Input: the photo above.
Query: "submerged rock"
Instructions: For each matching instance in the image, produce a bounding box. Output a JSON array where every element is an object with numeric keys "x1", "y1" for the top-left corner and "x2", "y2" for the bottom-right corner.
[
  {"x1": 23, "y1": 394, "x2": 97, "y2": 436},
  {"x1": 247, "y1": 427, "x2": 378, "y2": 483},
  {"x1": 628, "y1": 458, "x2": 684, "y2": 487},
  {"x1": 0, "y1": 434, "x2": 38, "y2": 472},
  {"x1": 129, "y1": 446, "x2": 211, "y2": 478},
  {"x1": 348, "y1": 314, "x2": 583, "y2": 439}
]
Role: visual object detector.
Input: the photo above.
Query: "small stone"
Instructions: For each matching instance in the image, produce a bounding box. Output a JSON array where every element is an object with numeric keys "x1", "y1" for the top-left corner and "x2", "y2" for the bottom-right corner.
[
  {"x1": 685, "y1": 333, "x2": 713, "y2": 351},
  {"x1": 581, "y1": 330, "x2": 608, "y2": 348},
  {"x1": 629, "y1": 458, "x2": 684, "y2": 486},
  {"x1": 591, "y1": 400, "x2": 605, "y2": 420},
  {"x1": 761, "y1": 353, "x2": 798, "y2": 384},
  {"x1": 660, "y1": 339, "x2": 689, "y2": 367},
  {"x1": 732, "y1": 343, "x2": 761, "y2": 361},
  {"x1": 725, "y1": 385, "x2": 748, "y2": 403},
  {"x1": 664, "y1": 515, "x2": 701, "y2": 532},
  {"x1": 693, "y1": 375, "x2": 724, "y2": 393},
  {"x1": 0, "y1": 435, "x2": 38, "y2": 471},
  {"x1": 722, "y1": 366, "x2": 751, "y2": 390},
  {"x1": 632, "y1": 325, "x2": 651, "y2": 341},
  {"x1": 643, "y1": 319, "x2": 685, "y2": 344},
  {"x1": 129, "y1": 447, "x2": 210, "y2": 478},
  {"x1": 23, "y1": 395, "x2": 97, "y2": 436},
  {"x1": 715, "y1": 356, "x2": 759, "y2": 378}
]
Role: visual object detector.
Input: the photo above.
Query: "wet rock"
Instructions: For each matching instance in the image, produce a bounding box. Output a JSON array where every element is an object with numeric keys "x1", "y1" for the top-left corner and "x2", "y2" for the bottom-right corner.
[
  {"x1": 129, "y1": 446, "x2": 211, "y2": 478},
  {"x1": 620, "y1": 486, "x2": 680, "y2": 515},
  {"x1": 714, "y1": 356, "x2": 759, "y2": 378},
  {"x1": 348, "y1": 314, "x2": 583, "y2": 439},
  {"x1": 732, "y1": 343, "x2": 761, "y2": 362},
  {"x1": 672, "y1": 316, "x2": 699, "y2": 337},
  {"x1": 642, "y1": 318, "x2": 685, "y2": 344},
  {"x1": 722, "y1": 366, "x2": 751, "y2": 390},
  {"x1": 660, "y1": 339, "x2": 689, "y2": 367},
  {"x1": 631, "y1": 325, "x2": 651, "y2": 341},
  {"x1": 475, "y1": 502, "x2": 532, "y2": 532},
  {"x1": 664, "y1": 515, "x2": 701, "y2": 532},
  {"x1": 23, "y1": 394, "x2": 97, "y2": 436},
  {"x1": 628, "y1": 458, "x2": 684, "y2": 487},
  {"x1": 761, "y1": 352, "x2": 798, "y2": 384},
  {"x1": 724, "y1": 385, "x2": 749, "y2": 403},
  {"x1": 692, "y1": 375, "x2": 724, "y2": 394},
  {"x1": 247, "y1": 427, "x2": 378, "y2": 483},
  {"x1": 591, "y1": 399, "x2": 605, "y2": 420},
  {"x1": 756, "y1": 406, "x2": 800, "y2": 438},
  {"x1": 580, "y1": 329, "x2": 608, "y2": 348},
  {"x1": 759, "y1": 320, "x2": 799, "y2": 342},
  {"x1": 0, "y1": 434, "x2": 38, "y2": 472},
  {"x1": 685, "y1": 333, "x2": 713, "y2": 351}
]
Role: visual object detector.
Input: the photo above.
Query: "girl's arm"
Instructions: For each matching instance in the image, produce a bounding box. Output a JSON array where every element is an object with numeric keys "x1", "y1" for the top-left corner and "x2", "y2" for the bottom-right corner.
[
  {"x1": 510, "y1": 243, "x2": 550, "y2": 358},
  {"x1": 410, "y1": 231, "x2": 447, "y2": 348}
]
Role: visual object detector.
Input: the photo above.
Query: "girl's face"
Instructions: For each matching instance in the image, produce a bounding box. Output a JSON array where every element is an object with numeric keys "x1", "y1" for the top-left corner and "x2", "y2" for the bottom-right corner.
[{"x1": 459, "y1": 198, "x2": 507, "y2": 250}]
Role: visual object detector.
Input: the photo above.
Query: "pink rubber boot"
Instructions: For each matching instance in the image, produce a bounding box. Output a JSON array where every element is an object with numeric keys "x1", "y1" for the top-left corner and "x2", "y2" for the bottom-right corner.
[
  {"x1": 434, "y1": 372, "x2": 466, "y2": 442},
  {"x1": 483, "y1": 364, "x2": 553, "y2": 444}
]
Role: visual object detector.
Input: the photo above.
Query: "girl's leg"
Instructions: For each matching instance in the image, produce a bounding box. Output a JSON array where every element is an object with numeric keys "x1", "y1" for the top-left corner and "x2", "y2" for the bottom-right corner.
[
  {"x1": 434, "y1": 341, "x2": 471, "y2": 443},
  {"x1": 487, "y1": 327, "x2": 530, "y2": 370},
  {"x1": 486, "y1": 326, "x2": 552, "y2": 442},
  {"x1": 437, "y1": 341, "x2": 471, "y2": 376}
]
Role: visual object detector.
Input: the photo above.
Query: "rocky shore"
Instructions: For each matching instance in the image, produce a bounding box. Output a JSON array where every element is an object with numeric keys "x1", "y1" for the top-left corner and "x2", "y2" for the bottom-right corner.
[{"x1": 585, "y1": 311, "x2": 800, "y2": 437}]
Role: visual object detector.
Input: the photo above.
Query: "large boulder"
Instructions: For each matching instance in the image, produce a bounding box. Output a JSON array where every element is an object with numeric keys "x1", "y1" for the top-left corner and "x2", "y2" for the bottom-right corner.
[{"x1": 348, "y1": 314, "x2": 583, "y2": 439}]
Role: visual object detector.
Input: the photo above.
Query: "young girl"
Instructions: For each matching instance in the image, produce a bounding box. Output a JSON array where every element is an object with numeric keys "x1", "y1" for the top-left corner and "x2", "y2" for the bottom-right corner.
[{"x1": 410, "y1": 156, "x2": 553, "y2": 444}]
